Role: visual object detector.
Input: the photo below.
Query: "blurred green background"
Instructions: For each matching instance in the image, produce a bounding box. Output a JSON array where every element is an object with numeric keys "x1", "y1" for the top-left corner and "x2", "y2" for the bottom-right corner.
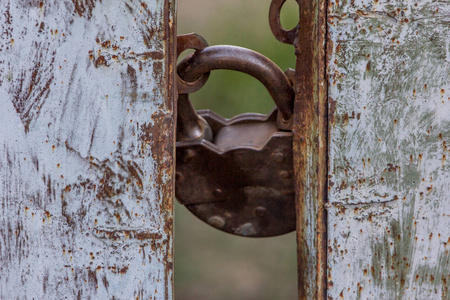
[{"x1": 175, "y1": 1, "x2": 299, "y2": 299}]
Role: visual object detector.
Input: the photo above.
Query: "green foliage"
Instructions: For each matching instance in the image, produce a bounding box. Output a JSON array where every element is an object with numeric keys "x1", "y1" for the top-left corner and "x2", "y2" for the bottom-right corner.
[{"x1": 178, "y1": 0, "x2": 297, "y2": 117}]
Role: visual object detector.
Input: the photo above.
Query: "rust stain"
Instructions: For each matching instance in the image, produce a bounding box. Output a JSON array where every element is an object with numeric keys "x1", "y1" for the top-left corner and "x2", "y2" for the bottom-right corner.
[
  {"x1": 138, "y1": 111, "x2": 174, "y2": 215},
  {"x1": 93, "y1": 228, "x2": 162, "y2": 242},
  {"x1": 107, "y1": 265, "x2": 129, "y2": 274},
  {"x1": 386, "y1": 163, "x2": 399, "y2": 172},
  {"x1": 152, "y1": 61, "x2": 165, "y2": 89},
  {"x1": 94, "y1": 55, "x2": 107, "y2": 67},
  {"x1": 342, "y1": 113, "x2": 349, "y2": 125},
  {"x1": 101, "y1": 40, "x2": 111, "y2": 48},
  {"x1": 71, "y1": 0, "x2": 98, "y2": 19},
  {"x1": 294, "y1": 0, "x2": 328, "y2": 298},
  {"x1": 1, "y1": 1, "x2": 175, "y2": 297},
  {"x1": 10, "y1": 45, "x2": 55, "y2": 133},
  {"x1": 329, "y1": 97, "x2": 337, "y2": 126},
  {"x1": 125, "y1": 65, "x2": 138, "y2": 103},
  {"x1": 137, "y1": 51, "x2": 164, "y2": 60},
  {"x1": 91, "y1": 43, "x2": 164, "y2": 68},
  {"x1": 119, "y1": 265, "x2": 128, "y2": 274},
  {"x1": 163, "y1": 2, "x2": 175, "y2": 298}
]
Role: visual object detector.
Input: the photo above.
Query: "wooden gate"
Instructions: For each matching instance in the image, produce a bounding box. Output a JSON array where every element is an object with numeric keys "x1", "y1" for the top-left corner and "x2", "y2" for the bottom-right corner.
[
  {"x1": 0, "y1": 1, "x2": 175, "y2": 298},
  {"x1": 1, "y1": 0, "x2": 448, "y2": 299},
  {"x1": 296, "y1": 0, "x2": 450, "y2": 298}
]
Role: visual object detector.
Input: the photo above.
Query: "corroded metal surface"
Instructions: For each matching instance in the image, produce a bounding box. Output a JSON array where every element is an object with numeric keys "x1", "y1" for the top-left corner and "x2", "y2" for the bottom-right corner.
[
  {"x1": 327, "y1": 0, "x2": 450, "y2": 298},
  {"x1": 269, "y1": 0, "x2": 300, "y2": 45},
  {"x1": 0, "y1": 1, "x2": 175, "y2": 299},
  {"x1": 176, "y1": 109, "x2": 296, "y2": 237},
  {"x1": 175, "y1": 39, "x2": 296, "y2": 237},
  {"x1": 176, "y1": 33, "x2": 210, "y2": 95},
  {"x1": 177, "y1": 44, "x2": 295, "y2": 124},
  {"x1": 292, "y1": 0, "x2": 328, "y2": 298}
]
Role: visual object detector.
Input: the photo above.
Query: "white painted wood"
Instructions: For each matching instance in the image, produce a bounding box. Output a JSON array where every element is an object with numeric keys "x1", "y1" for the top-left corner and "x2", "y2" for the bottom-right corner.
[
  {"x1": 0, "y1": 1, "x2": 175, "y2": 299},
  {"x1": 327, "y1": 0, "x2": 450, "y2": 298}
]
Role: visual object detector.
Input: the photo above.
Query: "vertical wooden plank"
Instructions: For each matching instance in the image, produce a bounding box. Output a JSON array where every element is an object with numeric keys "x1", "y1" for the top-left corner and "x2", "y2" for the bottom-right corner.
[
  {"x1": 327, "y1": 0, "x2": 449, "y2": 298},
  {"x1": 0, "y1": 0, "x2": 175, "y2": 299},
  {"x1": 294, "y1": 0, "x2": 328, "y2": 298}
]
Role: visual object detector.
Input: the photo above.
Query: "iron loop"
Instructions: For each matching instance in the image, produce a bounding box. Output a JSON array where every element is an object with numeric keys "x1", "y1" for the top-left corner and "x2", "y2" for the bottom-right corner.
[
  {"x1": 177, "y1": 45, "x2": 294, "y2": 122},
  {"x1": 176, "y1": 33, "x2": 210, "y2": 94},
  {"x1": 269, "y1": 0, "x2": 299, "y2": 45}
]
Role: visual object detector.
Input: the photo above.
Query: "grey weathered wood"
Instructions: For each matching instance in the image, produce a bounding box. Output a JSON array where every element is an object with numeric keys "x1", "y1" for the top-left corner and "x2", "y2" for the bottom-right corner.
[
  {"x1": 327, "y1": 0, "x2": 450, "y2": 298},
  {"x1": 0, "y1": 1, "x2": 175, "y2": 299}
]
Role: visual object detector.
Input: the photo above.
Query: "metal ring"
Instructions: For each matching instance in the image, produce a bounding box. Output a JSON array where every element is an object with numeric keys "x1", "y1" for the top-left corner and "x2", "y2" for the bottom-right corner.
[
  {"x1": 177, "y1": 45, "x2": 294, "y2": 121},
  {"x1": 269, "y1": 0, "x2": 299, "y2": 45},
  {"x1": 176, "y1": 33, "x2": 210, "y2": 94}
]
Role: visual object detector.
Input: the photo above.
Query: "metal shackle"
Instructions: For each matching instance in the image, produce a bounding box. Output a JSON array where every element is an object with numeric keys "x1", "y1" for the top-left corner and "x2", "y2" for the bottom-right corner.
[
  {"x1": 177, "y1": 45, "x2": 294, "y2": 124},
  {"x1": 175, "y1": 37, "x2": 297, "y2": 237}
]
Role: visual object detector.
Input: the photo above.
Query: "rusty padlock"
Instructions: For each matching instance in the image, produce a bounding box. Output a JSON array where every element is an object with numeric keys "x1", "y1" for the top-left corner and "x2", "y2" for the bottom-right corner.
[{"x1": 175, "y1": 34, "x2": 296, "y2": 237}]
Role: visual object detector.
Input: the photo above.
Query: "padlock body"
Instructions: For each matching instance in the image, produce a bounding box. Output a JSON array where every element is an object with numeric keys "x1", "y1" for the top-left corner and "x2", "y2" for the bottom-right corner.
[
  {"x1": 175, "y1": 110, "x2": 296, "y2": 237},
  {"x1": 213, "y1": 122, "x2": 279, "y2": 152}
]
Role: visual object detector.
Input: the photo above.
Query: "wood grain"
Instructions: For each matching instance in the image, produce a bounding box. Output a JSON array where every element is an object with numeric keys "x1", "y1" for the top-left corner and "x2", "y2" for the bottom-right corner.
[
  {"x1": 327, "y1": 0, "x2": 450, "y2": 298},
  {"x1": 0, "y1": 1, "x2": 175, "y2": 298}
]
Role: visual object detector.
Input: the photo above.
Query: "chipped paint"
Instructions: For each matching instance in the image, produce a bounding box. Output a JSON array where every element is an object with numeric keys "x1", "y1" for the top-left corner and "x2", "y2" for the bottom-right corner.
[
  {"x1": 0, "y1": 0, "x2": 175, "y2": 299},
  {"x1": 327, "y1": 0, "x2": 450, "y2": 298},
  {"x1": 294, "y1": 0, "x2": 328, "y2": 298}
]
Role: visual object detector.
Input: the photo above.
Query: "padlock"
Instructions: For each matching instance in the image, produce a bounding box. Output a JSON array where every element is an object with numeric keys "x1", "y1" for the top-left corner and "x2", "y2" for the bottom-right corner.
[{"x1": 175, "y1": 34, "x2": 296, "y2": 237}]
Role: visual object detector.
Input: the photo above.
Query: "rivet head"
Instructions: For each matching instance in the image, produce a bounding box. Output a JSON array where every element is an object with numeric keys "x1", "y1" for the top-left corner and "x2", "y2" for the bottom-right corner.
[
  {"x1": 213, "y1": 189, "x2": 223, "y2": 197},
  {"x1": 235, "y1": 223, "x2": 257, "y2": 237},
  {"x1": 254, "y1": 207, "x2": 267, "y2": 218},
  {"x1": 208, "y1": 216, "x2": 226, "y2": 229},
  {"x1": 273, "y1": 152, "x2": 285, "y2": 163},
  {"x1": 175, "y1": 172, "x2": 185, "y2": 183},
  {"x1": 279, "y1": 171, "x2": 291, "y2": 179},
  {"x1": 182, "y1": 149, "x2": 196, "y2": 163}
]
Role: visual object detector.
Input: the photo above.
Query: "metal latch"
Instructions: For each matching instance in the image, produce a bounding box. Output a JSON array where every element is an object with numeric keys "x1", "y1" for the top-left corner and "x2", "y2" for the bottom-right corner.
[{"x1": 175, "y1": 1, "x2": 298, "y2": 237}]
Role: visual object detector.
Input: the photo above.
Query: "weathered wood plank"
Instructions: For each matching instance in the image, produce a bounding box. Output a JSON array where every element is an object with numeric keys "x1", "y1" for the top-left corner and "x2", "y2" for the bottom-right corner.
[
  {"x1": 0, "y1": 1, "x2": 175, "y2": 298},
  {"x1": 327, "y1": 0, "x2": 450, "y2": 298}
]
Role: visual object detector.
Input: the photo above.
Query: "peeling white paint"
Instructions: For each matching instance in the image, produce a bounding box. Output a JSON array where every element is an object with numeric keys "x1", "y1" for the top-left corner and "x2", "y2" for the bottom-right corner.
[
  {"x1": 0, "y1": 1, "x2": 175, "y2": 299},
  {"x1": 328, "y1": 0, "x2": 450, "y2": 298}
]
